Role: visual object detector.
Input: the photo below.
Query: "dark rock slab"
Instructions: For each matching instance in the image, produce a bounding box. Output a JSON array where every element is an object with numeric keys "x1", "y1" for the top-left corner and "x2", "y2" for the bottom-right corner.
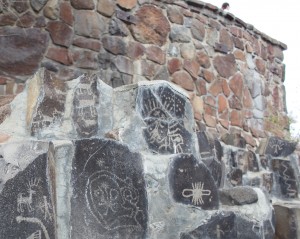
[
  {"x1": 257, "y1": 137, "x2": 297, "y2": 157},
  {"x1": 272, "y1": 159, "x2": 298, "y2": 198},
  {"x1": 228, "y1": 168, "x2": 243, "y2": 186},
  {"x1": 30, "y1": 70, "x2": 67, "y2": 137},
  {"x1": 0, "y1": 141, "x2": 55, "y2": 239},
  {"x1": 72, "y1": 74, "x2": 98, "y2": 138},
  {"x1": 230, "y1": 150, "x2": 249, "y2": 174},
  {"x1": 169, "y1": 154, "x2": 219, "y2": 210},
  {"x1": 30, "y1": 0, "x2": 48, "y2": 12},
  {"x1": 274, "y1": 203, "x2": 300, "y2": 239},
  {"x1": 137, "y1": 83, "x2": 193, "y2": 154},
  {"x1": 221, "y1": 132, "x2": 246, "y2": 148},
  {"x1": 220, "y1": 186, "x2": 258, "y2": 206},
  {"x1": 46, "y1": 21, "x2": 73, "y2": 47},
  {"x1": 247, "y1": 151, "x2": 259, "y2": 172},
  {"x1": 70, "y1": 138, "x2": 147, "y2": 238},
  {"x1": 181, "y1": 211, "x2": 264, "y2": 239},
  {"x1": 0, "y1": 27, "x2": 49, "y2": 76}
]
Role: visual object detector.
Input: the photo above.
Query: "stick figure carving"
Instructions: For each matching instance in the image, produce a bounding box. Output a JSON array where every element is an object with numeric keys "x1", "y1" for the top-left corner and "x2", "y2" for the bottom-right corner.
[
  {"x1": 182, "y1": 182, "x2": 211, "y2": 205},
  {"x1": 17, "y1": 178, "x2": 40, "y2": 213}
]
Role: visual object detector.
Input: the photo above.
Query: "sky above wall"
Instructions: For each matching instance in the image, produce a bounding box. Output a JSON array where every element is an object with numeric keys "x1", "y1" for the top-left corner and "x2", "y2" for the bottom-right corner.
[{"x1": 207, "y1": 0, "x2": 300, "y2": 137}]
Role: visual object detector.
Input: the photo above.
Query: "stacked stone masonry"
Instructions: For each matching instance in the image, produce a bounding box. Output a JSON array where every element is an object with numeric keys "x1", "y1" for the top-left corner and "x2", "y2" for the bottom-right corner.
[
  {"x1": 0, "y1": 72, "x2": 299, "y2": 238},
  {"x1": 0, "y1": 0, "x2": 289, "y2": 142}
]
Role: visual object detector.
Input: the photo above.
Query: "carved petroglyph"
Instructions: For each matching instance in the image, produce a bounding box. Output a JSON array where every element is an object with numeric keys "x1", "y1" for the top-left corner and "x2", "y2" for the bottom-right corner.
[
  {"x1": 17, "y1": 178, "x2": 40, "y2": 213},
  {"x1": 37, "y1": 196, "x2": 52, "y2": 222},
  {"x1": 16, "y1": 216, "x2": 50, "y2": 239},
  {"x1": 86, "y1": 170, "x2": 145, "y2": 231},
  {"x1": 137, "y1": 85, "x2": 192, "y2": 154},
  {"x1": 281, "y1": 161, "x2": 297, "y2": 197},
  {"x1": 182, "y1": 182, "x2": 211, "y2": 205},
  {"x1": 26, "y1": 230, "x2": 42, "y2": 239},
  {"x1": 73, "y1": 76, "x2": 98, "y2": 137},
  {"x1": 269, "y1": 140, "x2": 284, "y2": 155}
]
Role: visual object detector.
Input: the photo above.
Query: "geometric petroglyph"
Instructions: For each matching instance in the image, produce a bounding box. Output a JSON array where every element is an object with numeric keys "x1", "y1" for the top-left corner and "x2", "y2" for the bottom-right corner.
[
  {"x1": 71, "y1": 139, "x2": 147, "y2": 238},
  {"x1": 137, "y1": 84, "x2": 193, "y2": 154},
  {"x1": 72, "y1": 74, "x2": 99, "y2": 138},
  {"x1": 169, "y1": 154, "x2": 219, "y2": 210},
  {"x1": 262, "y1": 137, "x2": 297, "y2": 157},
  {"x1": 272, "y1": 159, "x2": 298, "y2": 198}
]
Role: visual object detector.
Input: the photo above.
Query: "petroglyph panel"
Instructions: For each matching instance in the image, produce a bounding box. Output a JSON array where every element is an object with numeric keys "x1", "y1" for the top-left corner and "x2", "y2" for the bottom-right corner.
[
  {"x1": 70, "y1": 138, "x2": 147, "y2": 238},
  {"x1": 31, "y1": 70, "x2": 66, "y2": 137},
  {"x1": 272, "y1": 159, "x2": 298, "y2": 198},
  {"x1": 137, "y1": 83, "x2": 193, "y2": 154},
  {"x1": 72, "y1": 75, "x2": 99, "y2": 138},
  {"x1": 169, "y1": 154, "x2": 219, "y2": 210},
  {"x1": 260, "y1": 137, "x2": 296, "y2": 157},
  {"x1": 0, "y1": 143, "x2": 55, "y2": 239}
]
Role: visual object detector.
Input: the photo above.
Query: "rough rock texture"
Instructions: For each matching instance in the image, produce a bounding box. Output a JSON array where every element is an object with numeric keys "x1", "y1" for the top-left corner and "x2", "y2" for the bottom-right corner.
[{"x1": 0, "y1": 70, "x2": 298, "y2": 238}]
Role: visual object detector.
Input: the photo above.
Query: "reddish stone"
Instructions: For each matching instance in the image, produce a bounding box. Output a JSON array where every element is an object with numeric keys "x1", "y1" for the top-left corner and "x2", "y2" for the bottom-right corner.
[
  {"x1": 219, "y1": 119, "x2": 230, "y2": 129},
  {"x1": 202, "y1": 69, "x2": 214, "y2": 83},
  {"x1": 243, "y1": 31, "x2": 253, "y2": 42},
  {"x1": 243, "y1": 88, "x2": 253, "y2": 108},
  {"x1": 114, "y1": 56, "x2": 134, "y2": 75},
  {"x1": 208, "y1": 79, "x2": 223, "y2": 97},
  {"x1": 230, "y1": 110, "x2": 243, "y2": 127},
  {"x1": 260, "y1": 44, "x2": 268, "y2": 60},
  {"x1": 196, "y1": 79, "x2": 207, "y2": 96},
  {"x1": 117, "y1": 0, "x2": 137, "y2": 10},
  {"x1": 218, "y1": 95, "x2": 228, "y2": 113},
  {"x1": 167, "y1": 6, "x2": 184, "y2": 25},
  {"x1": 74, "y1": 10, "x2": 106, "y2": 39},
  {"x1": 229, "y1": 26, "x2": 242, "y2": 37},
  {"x1": 71, "y1": 0, "x2": 94, "y2": 10},
  {"x1": 46, "y1": 47, "x2": 73, "y2": 65},
  {"x1": 209, "y1": 19, "x2": 221, "y2": 30},
  {"x1": 0, "y1": 13, "x2": 17, "y2": 26},
  {"x1": 47, "y1": 21, "x2": 73, "y2": 47},
  {"x1": 255, "y1": 58, "x2": 266, "y2": 74},
  {"x1": 204, "y1": 104, "x2": 216, "y2": 117},
  {"x1": 35, "y1": 16, "x2": 47, "y2": 27},
  {"x1": 11, "y1": 0, "x2": 29, "y2": 13},
  {"x1": 196, "y1": 51, "x2": 210, "y2": 68},
  {"x1": 97, "y1": 0, "x2": 115, "y2": 17},
  {"x1": 233, "y1": 37, "x2": 244, "y2": 50},
  {"x1": 229, "y1": 73, "x2": 244, "y2": 100},
  {"x1": 250, "y1": 127, "x2": 265, "y2": 138},
  {"x1": 127, "y1": 41, "x2": 145, "y2": 60},
  {"x1": 172, "y1": 71, "x2": 194, "y2": 91},
  {"x1": 191, "y1": 18, "x2": 205, "y2": 41},
  {"x1": 183, "y1": 59, "x2": 200, "y2": 79},
  {"x1": 242, "y1": 133, "x2": 257, "y2": 147},
  {"x1": 72, "y1": 49, "x2": 98, "y2": 69},
  {"x1": 222, "y1": 79, "x2": 231, "y2": 97},
  {"x1": 233, "y1": 50, "x2": 245, "y2": 61},
  {"x1": 140, "y1": 60, "x2": 159, "y2": 78},
  {"x1": 182, "y1": 9, "x2": 193, "y2": 17},
  {"x1": 272, "y1": 86, "x2": 280, "y2": 109},
  {"x1": 213, "y1": 54, "x2": 237, "y2": 78},
  {"x1": 131, "y1": 5, "x2": 170, "y2": 46},
  {"x1": 60, "y1": 2, "x2": 73, "y2": 26},
  {"x1": 0, "y1": 27, "x2": 49, "y2": 76},
  {"x1": 146, "y1": 46, "x2": 166, "y2": 65},
  {"x1": 246, "y1": 43, "x2": 254, "y2": 53},
  {"x1": 219, "y1": 29, "x2": 233, "y2": 51},
  {"x1": 252, "y1": 38, "x2": 261, "y2": 56},
  {"x1": 73, "y1": 36, "x2": 101, "y2": 52},
  {"x1": 204, "y1": 114, "x2": 217, "y2": 127},
  {"x1": 102, "y1": 36, "x2": 127, "y2": 55},
  {"x1": 196, "y1": 14, "x2": 208, "y2": 24},
  {"x1": 204, "y1": 95, "x2": 216, "y2": 107},
  {"x1": 168, "y1": 58, "x2": 182, "y2": 75},
  {"x1": 229, "y1": 95, "x2": 242, "y2": 110},
  {"x1": 16, "y1": 11, "x2": 35, "y2": 28}
]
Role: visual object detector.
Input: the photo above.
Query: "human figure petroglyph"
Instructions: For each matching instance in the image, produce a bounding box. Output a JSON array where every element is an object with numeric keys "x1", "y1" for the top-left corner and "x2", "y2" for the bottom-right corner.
[
  {"x1": 26, "y1": 230, "x2": 41, "y2": 239},
  {"x1": 17, "y1": 178, "x2": 40, "y2": 213},
  {"x1": 86, "y1": 170, "x2": 144, "y2": 231},
  {"x1": 182, "y1": 182, "x2": 211, "y2": 205},
  {"x1": 37, "y1": 196, "x2": 52, "y2": 221},
  {"x1": 269, "y1": 139, "x2": 284, "y2": 155}
]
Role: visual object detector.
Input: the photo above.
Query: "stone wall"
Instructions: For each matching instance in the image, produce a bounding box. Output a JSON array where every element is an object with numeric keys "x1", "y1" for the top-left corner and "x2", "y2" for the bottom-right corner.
[
  {"x1": 0, "y1": 0, "x2": 289, "y2": 144},
  {"x1": 0, "y1": 72, "x2": 299, "y2": 238}
]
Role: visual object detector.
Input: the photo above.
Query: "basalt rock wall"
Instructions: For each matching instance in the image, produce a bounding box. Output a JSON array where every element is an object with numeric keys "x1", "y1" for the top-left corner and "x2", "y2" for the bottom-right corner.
[
  {"x1": 0, "y1": 0, "x2": 289, "y2": 143},
  {"x1": 0, "y1": 71, "x2": 299, "y2": 239}
]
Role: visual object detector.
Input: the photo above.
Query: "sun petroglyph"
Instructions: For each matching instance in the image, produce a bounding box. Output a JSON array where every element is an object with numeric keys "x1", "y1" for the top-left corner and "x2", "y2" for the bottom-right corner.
[{"x1": 182, "y1": 182, "x2": 211, "y2": 205}]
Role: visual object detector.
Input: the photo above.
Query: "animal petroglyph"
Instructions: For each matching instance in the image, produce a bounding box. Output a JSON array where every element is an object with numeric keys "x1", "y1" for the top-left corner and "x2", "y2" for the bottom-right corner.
[
  {"x1": 182, "y1": 182, "x2": 211, "y2": 205},
  {"x1": 17, "y1": 178, "x2": 40, "y2": 213}
]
